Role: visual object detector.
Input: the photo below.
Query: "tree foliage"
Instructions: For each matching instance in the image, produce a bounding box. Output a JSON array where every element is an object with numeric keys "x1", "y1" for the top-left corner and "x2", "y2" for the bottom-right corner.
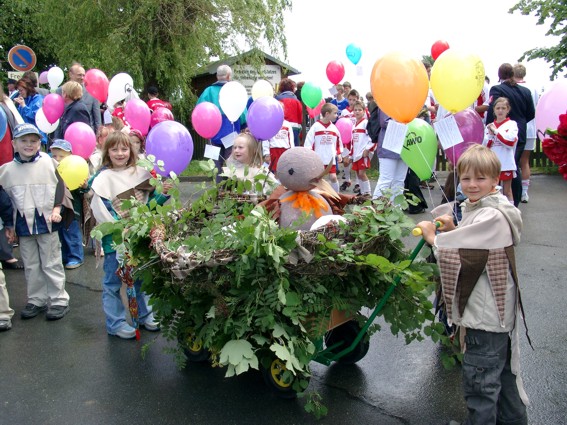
[
  {"x1": 510, "y1": 0, "x2": 567, "y2": 79},
  {"x1": 7, "y1": 0, "x2": 291, "y2": 118},
  {"x1": 0, "y1": 0, "x2": 57, "y2": 74}
]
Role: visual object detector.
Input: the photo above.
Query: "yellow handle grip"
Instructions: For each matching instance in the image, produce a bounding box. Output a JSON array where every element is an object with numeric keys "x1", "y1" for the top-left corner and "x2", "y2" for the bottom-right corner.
[{"x1": 412, "y1": 221, "x2": 442, "y2": 237}]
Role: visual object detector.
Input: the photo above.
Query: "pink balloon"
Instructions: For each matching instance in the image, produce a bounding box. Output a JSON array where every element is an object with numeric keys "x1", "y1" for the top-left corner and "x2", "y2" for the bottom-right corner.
[
  {"x1": 124, "y1": 99, "x2": 152, "y2": 136},
  {"x1": 43, "y1": 94, "x2": 65, "y2": 124},
  {"x1": 192, "y1": 102, "x2": 222, "y2": 139},
  {"x1": 336, "y1": 117, "x2": 354, "y2": 145},
  {"x1": 39, "y1": 71, "x2": 49, "y2": 85},
  {"x1": 326, "y1": 60, "x2": 346, "y2": 85},
  {"x1": 84, "y1": 69, "x2": 110, "y2": 104},
  {"x1": 64, "y1": 122, "x2": 96, "y2": 160},
  {"x1": 443, "y1": 107, "x2": 484, "y2": 165},
  {"x1": 307, "y1": 99, "x2": 325, "y2": 118},
  {"x1": 536, "y1": 80, "x2": 567, "y2": 137},
  {"x1": 150, "y1": 107, "x2": 174, "y2": 128}
]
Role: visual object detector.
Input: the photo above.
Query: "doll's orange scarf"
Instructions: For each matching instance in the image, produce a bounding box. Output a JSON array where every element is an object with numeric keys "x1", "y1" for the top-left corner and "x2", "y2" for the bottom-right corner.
[{"x1": 280, "y1": 191, "x2": 330, "y2": 218}]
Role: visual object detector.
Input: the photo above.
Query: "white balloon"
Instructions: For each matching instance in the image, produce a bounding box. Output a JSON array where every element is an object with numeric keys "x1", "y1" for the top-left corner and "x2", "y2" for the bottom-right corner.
[
  {"x1": 106, "y1": 73, "x2": 134, "y2": 108},
  {"x1": 47, "y1": 67, "x2": 64, "y2": 90},
  {"x1": 251, "y1": 80, "x2": 274, "y2": 100},
  {"x1": 219, "y1": 81, "x2": 248, "y2": 123},
  {"x1": 36, "y1": 107, "x2": 59, "y2": 134}
]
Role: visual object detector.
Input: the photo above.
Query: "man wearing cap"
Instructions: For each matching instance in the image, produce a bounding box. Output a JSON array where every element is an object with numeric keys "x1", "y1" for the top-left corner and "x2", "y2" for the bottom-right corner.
[
  {"x1": 197, "y1": 64, "x2": 247, "y2": 182},
  {"x1": 50, "y1": 139, "x2": 84, "y2": 270},
  {"x1": 0, "y1": 123, "x2": 71, "y2": 320}
]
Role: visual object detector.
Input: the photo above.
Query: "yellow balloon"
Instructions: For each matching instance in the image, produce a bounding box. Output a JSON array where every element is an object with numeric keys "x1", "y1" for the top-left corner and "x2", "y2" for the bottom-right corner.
[
  {"x1": 57, "y1": 155, "x2": 89, "y2": 190},
  {"x1": 251, "y1": 80, "x2": 274, "y2": 100},
  {"x1": 430, "y1": 50, "x2": 485, "y2": 114}
]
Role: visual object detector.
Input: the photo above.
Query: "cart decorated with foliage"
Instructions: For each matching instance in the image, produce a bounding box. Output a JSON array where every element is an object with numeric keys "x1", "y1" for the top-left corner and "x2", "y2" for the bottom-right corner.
[{"x1": 93, "y1": 167, "x2": 450, "y2": 416}]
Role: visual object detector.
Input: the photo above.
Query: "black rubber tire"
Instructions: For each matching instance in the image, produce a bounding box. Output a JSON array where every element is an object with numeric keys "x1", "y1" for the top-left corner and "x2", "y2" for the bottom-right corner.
[
  {"x1": 324, "y1": 320, "x2": 370, "y2": 364},
  {"x1": 179, "y1": 330, "x2": 210, "y2": 363},
  {"x1": 260, "y1": 355, "x2": 298, "y2": 399}
]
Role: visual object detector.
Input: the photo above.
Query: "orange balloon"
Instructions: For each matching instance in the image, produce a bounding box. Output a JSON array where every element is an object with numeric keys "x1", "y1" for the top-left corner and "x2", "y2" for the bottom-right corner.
[{"x1": 370, "y1": 52, "x2": 429, "y2": 124}]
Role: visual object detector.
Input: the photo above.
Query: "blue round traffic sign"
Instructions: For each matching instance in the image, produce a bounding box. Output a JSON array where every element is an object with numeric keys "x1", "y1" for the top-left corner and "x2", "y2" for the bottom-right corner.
[{"x1": 8, "y1": 45, "x2": 37, "y2": 72}]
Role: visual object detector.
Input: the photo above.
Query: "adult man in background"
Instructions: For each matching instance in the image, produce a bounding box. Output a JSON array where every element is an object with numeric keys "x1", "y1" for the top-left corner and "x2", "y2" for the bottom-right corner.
[
  {"x1": 62, "y1": 63, "x2": 101, "y2": 133},
  {"x1": 197, "y1": 64, "x2": 246, "y2": 181},
  {"x1": 486, "y1": 63, "x2": 535, "y2": 207},
  {"x1": 513, "y1": 63, "x2": 539, "y2": 203}
]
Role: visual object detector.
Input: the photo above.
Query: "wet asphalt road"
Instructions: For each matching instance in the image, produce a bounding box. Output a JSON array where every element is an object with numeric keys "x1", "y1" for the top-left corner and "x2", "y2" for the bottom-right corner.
[{"x1": 1, "y1": 173, "x2": 566, "y2": 425}]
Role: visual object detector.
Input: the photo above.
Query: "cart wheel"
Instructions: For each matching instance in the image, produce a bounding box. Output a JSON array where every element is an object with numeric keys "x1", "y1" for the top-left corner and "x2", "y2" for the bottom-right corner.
[
  {"x1": 179, "y1": 329, "x2": 210, "y2": 362},
  {"x1": 260, "y1": 356, "x2": 298, "y2": 399},
  {"x1": 324, "y1": 320, "x2": 370, "y2": 364}
]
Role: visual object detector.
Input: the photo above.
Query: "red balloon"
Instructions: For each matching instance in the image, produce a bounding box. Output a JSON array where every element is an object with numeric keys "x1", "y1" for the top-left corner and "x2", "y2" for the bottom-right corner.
[
  {"x1": 84, "y1": 69, "x2": 109, "y2": 104},
  {"x1": 306, "y1": 100, "x2": 325, "y2": 118},
  {"x1": 150, "y1": 107, "x2": 174, "y2": 128},
  {"x1": 431, "y1": 40, "x2": 450, "y2": 61},
  {"x1": 326, "y1": 61, "x2": 345, "y2": 85}
]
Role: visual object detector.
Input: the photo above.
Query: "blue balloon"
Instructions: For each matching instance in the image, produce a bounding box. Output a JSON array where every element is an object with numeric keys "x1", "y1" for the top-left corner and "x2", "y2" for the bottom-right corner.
[
  {"x1": 346, "y1": 43, "x2": 362, "y2": 65},
  {"x1": 0, "y1": 107, "x2": 7, "y2": 140}
]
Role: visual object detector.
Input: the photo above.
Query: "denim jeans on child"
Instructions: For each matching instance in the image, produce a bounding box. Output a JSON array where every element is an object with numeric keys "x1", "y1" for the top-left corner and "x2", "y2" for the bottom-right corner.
[
  {"x1": 102, "y1": 252, "x2": 152, "y2": 334},
  {"x1": 59, "y1": 219, "x2": 84, "y2": 265}
]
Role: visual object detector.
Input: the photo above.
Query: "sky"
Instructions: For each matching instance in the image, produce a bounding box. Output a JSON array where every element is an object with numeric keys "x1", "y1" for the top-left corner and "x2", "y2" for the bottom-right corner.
[{"x1": 282, "y1": 0, "x2": 560, "y2": 96}]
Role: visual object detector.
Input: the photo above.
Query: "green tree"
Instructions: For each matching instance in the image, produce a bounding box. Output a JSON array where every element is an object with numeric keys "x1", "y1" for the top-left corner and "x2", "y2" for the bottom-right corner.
[
  {"x1": 510, "y1": 0, "x2": 567, "y2": 79},
  {"x1": 30, "y1": 0, "x2": 291, "y2": 118},
  {"x1": 0, "y1": 0, "x2": 57, "y2": 75}
]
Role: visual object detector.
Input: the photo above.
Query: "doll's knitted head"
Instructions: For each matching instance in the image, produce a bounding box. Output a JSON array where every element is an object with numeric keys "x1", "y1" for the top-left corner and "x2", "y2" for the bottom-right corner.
[{"x1": 276, "y1": 147, "x2": 324, "y2": 192}]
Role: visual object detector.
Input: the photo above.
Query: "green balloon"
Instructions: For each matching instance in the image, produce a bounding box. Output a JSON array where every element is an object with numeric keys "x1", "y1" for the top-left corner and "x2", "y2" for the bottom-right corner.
[
  {"x1": 400, "y1": 118, "x2": 437, "y2": 181},
  {"x1": 301, "y1": 82, "x2": 323, "y2": 109}
]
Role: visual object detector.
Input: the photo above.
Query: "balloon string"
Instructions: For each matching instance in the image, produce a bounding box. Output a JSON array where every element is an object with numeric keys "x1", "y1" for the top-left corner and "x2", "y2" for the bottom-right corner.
[{"x1": 412, "y1": 143, "x2": 461, "y2": 226}]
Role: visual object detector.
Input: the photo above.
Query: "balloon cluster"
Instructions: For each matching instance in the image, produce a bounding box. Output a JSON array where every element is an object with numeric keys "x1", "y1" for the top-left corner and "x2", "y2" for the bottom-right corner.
[{"x1": 35, "y1": 66, "x2": 195, "y2": 182}]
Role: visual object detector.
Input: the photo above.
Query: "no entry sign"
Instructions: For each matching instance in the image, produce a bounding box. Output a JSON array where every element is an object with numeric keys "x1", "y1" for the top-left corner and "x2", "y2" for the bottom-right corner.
[{"x1": 8, "y1": 45, "x2": 37, "y2": 72}]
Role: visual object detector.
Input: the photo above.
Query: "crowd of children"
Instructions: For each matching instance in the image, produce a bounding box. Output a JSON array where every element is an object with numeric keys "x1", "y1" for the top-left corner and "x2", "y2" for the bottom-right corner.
[{"x1": 0, "y1": 67, "x2": 535, "y2": 424}]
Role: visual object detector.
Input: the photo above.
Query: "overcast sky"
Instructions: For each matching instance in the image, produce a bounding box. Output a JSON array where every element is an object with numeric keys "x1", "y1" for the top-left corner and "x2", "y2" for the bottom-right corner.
[{"x1": 283, "y1": 0, "x2": 560, "y2": 96}]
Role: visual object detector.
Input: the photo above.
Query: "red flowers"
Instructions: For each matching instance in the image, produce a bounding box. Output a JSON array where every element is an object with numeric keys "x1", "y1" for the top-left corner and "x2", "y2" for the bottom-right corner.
[{"x1": 542, "y1": 111, "x2": 567, "y2": 180}]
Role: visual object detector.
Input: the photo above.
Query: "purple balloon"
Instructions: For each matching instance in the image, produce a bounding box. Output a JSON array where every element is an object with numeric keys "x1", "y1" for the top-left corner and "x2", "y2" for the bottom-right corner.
[
  {"x1": 146, "y1": 121, "x2": 194, "y2": 176},
  {"x1": 247, "y1": 96, "x2": 284, "y2": 140},
  {"x1": 444, "y1": 107, "x2": 484, "y2": 165}
]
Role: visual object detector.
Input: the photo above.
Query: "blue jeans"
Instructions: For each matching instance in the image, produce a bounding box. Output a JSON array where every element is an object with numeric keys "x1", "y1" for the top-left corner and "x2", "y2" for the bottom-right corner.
[
  {"x1": 102, "y1": 252, "x2": 152, "y2": 334},
  {"x1": 58, "y1": 219, "x2": 84, "y2": 265}
]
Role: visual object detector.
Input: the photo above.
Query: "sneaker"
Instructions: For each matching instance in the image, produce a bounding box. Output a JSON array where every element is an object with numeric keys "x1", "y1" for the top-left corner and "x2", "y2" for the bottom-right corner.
[
  {"x1": 111, "y1": 325, "x2": 137, "y2": 339},
  {"x1": 141, "y1": 318, "x2": 160, "y2": 332},
  {"x1": 21, "y1": 303, "x2": 48, "y2": 319},
  {"x1": 353, "y1": 184, "x2": 361, "y2": 194},
  {"x1": 340, "y1": 181, "x2": 351, "y2": 191},
  {"x1": 521, "y1": 193, "x2": 529, "y2": 203},
  {"x1": 0, "y1": 319, "x2": 12, "y2": 331},
  {"x1": 65, "y1": 261, "x2": 83, "y2": 270},
  {"x1": 46, "y1": 304, "x2": 70, "y2": 320}
]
